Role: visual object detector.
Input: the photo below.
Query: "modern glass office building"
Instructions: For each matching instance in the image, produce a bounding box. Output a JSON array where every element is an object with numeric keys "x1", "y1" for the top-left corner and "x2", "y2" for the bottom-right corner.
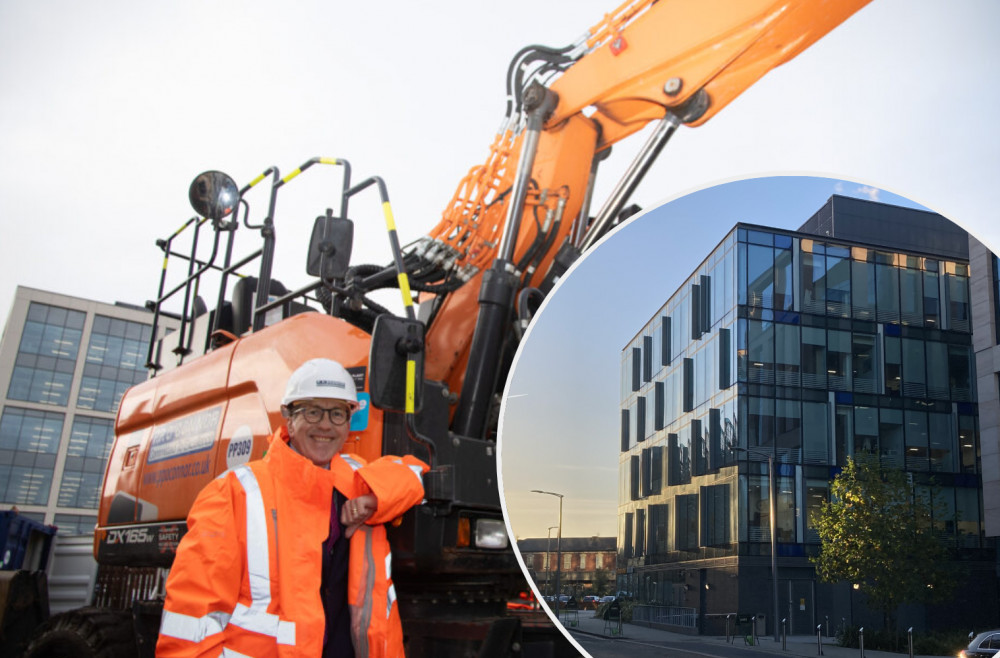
[
  {"x1": 0, "y1": 287, "x2": 176, "y2": 536},
  {"x1": 618, "y1": 197, "x2": 997, "y2": 634}
]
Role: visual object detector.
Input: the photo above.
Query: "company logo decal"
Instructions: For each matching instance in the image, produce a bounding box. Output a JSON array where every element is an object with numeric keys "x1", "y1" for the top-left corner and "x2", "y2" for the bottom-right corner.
[{"x1": 147, "y1": 407, "x2": 222, "y2": 464}]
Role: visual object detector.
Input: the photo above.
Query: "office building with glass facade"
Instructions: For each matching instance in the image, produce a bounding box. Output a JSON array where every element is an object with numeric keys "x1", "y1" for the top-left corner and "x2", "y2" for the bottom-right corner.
[
  {"x1": 618, "y1": 197, "x2": 998, "y2": 635},
  {"x1": 0, "y1": 286, "x2": 176, "y2": 535}
]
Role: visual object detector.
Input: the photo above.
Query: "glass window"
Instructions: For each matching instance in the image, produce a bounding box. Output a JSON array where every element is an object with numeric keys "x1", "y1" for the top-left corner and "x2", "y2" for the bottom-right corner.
[
  {"x1": 660, "y1": 317, "x2": 672, "y2": 366},
  {"x1": 928, "y1": 412, "x2": 956, "y2": 473},
  {"x1": 801, "y1": 251, "x2": 826, "y2": 314},
  {"x1": 631, "y1": 348, "x2": 641, "y2": 392},
  {"x1": 0, "y1": 407, "x2": 63, "y2": 453},
  {"x1": 654, "y1": 382, "x2": 664, "y2": 431},
  {"x1": 747, "y1": 397, "x2": 775, "y2": 450},
  {"x1": 675, "y1": 494, "x2": 699, "y2": 550},
  {"x1": 747, "y1": 475, "x2": 770, "y2": 543},
  {"x1": 946, "y1": 273, "x2": 970, "y2": 332},
  {"x1": 748, "y1": 320, "x2": 774, "y2": 384},
  {"x1": 648, "y1": 504, "x2": 669, "y2": 555},
  {"x1": 747, "y1": 245, "x2": 774, "y2": 308},
  {"x1": 825, "y1": 252, "x2": 851, "y2": 317},
  {"x1": 876, "y1": 262, "x2": 900, "y2": 324},
  {"x1": 923, "y1": 270, "x2": 940, "y2": 327},
  {"x1": 776, "y1": 475, "x2": 796, "y2": 543},
  {"x1": 899, "y1": 267, "x2": 923, "y2": 326},
  {"x1": 904, "y1": 410, "x2": 929, "y2": 471},
  {"x1": 628, "y1": 400, "x2": 637, "y2": 447},
  {"x1": 884, "y1": 335, "x2": 902, "y2": 397},
  {"x1": 650, "y1": 446, "x2": 663, "y2": 495},
  {"x1": 701, "y1": 484, "x2": 731, "y2": 546},
  {"x1": 835, "y1": 404, "x2": 853, "y2": 466},
  {"x1": 77, "y1": 314, "x2": 152, "y2": 413},
  {"x1": 775, "y1": 399, "x2": 801, "y2": 464},
  {"x1": 775, "y1": 324, "x2": 800, "y2": 387},
  {"x1": 854, "y1": 406, "x2": 879, "y2": 456},
  {"x1": 8, "y1": 366, "x2": 73, "y2": 407},
  {"x1": 805, "y1": 479, "x2": 829, "y2": 543},
  {"x1": 958, "y1": 414, "x2": 977, "y2": 474},
  {"x1": 879, "y1": 408, "x2": 904, "y2": 468},
  {"x1": 622, "y1": 512, "x2": 633, "y2": 559},
  {"x1": 955, "y1": 488, "x2": 980, "y2": 548},
  {"x1": 642, "y1": 336, "x2": 653, "y2": 383},
  {"x1": 948, "y1": 345, "x2": 973, "y2": 401},
  {"x1": 59, "y1": 416, "x2": 115, "y2": 510},
  {"x1": 0, "y1": 464, "x2": 53, "y2": 506},
  {"x1": 774, "y1": 247, "x2": 794, "y2": 311},
  {"x1": 826, "y1": 330, "x2": 852, "y2": 391},
  {"x1": 635, "y1": 509, "x2": 646, "y2": 558},
  {"x1": 802, "y1": 327, "x2": 827, "y2": 388},
  {"x1": 621, "y1": 409, "x2": 630, "y2": 452},
  {"x1": 901, "y1": 338, "x2": 926, "y2": 398},
  {"x1": 630, "y1": 456, "x2": 640, "y2": 500},
  {"x1": 852, "y1": 260, "x2": 877, "y2": 320},
  {"x1": 9, "y1": 304, "x2": 85, "y2": 407},
  {"x1": 852, "y1": 334, "x2": 878, "y2": 394},
  {"x1": 802, "y1": 401, "x2": 829, "y2": 464},
  {"x1": 677, "y1": 427, "x2": 692, "y2": 483},
  {"x1": 53, "y1": 514, "x2": 97, "y2": 535},
  {"x1": 925, "y1": 341, "x2": 949, "y2": 400},
  {"x1": 637, "y1": 396, "x2": 648, "y2": 442}
]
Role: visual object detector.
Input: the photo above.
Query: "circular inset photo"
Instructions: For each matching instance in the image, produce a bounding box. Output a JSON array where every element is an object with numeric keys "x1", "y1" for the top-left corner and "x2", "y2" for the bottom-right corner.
[{"x1": 499, "y1": 176, "x2": 999, "y2": 657}]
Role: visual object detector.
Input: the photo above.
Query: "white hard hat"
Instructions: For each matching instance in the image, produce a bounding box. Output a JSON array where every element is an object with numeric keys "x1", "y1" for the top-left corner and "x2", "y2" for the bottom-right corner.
[{"x1": 281, "y1": 358, "x2": 359, "y2": 410}]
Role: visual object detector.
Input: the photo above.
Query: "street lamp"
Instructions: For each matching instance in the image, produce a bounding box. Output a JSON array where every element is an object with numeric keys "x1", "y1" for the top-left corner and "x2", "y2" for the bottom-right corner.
[
  {"x1": 532, "y1": 490, "x2": 564, "y2": 618},
  {"x1": 731, "y1": 446, "x2": 779, "y2": 643},
  {"x1": 546, "y1": 526, "x2": 559, "y2": 598}
]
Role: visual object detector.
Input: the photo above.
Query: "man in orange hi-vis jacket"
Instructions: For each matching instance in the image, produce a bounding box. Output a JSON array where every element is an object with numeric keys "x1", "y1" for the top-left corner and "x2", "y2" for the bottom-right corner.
[{"x1": 156, "y1": 358, "x2": 428, "y2": 657}]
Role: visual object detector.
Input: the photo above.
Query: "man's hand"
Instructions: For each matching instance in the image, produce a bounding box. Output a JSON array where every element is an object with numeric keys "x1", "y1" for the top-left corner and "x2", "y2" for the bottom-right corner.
[{"x1": 341, "y1": 493, "x2": 377, "y2": 538}]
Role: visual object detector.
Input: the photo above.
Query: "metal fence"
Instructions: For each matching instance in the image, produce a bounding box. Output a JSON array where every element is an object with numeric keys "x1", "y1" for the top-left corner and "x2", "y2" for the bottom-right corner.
[{"x1": 631, "y1": 604, "x2": 698, "y2": 629}]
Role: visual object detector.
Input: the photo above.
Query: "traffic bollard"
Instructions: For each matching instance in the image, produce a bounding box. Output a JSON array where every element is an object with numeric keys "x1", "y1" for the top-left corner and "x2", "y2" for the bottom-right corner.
[
  {"x1": 782, "y1": 618, "x2": 787, "y2": 651},
  {"x1": 817, "y1": 624, "x2": 824, "y2": 655},
  {"x1": 860, "y1": 627, "x2": 865, "y2": 658},
  {"x1": 726, "y1": 614, "x2": 732, "y2": 644},
  {"x1": 908, "y1": 627, "x2": 914, "y2": 658}
]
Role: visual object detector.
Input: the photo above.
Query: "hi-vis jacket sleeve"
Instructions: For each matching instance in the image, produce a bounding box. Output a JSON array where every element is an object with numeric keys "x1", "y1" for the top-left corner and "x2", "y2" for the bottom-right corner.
[
  {"x1": 355, "y1": 455, "x2": 429, "y2": 524},
  {"x1": 156, "y1": 475, "x2": 243, "y2": 657}
]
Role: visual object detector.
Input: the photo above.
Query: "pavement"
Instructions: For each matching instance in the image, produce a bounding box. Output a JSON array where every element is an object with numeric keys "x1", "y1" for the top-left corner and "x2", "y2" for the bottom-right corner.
[{"x1": 557, "y1": 610, "x2": 955, "y2": 658}]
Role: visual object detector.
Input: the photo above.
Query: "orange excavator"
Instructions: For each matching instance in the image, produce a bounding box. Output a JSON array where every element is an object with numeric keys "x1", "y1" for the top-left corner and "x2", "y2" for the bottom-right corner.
[{"x1": 21, "y1": 1, "x2": 871, "y2": 656}]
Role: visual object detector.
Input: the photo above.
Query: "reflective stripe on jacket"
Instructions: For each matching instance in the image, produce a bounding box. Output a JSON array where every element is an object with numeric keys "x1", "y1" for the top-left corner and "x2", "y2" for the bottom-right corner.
[{"x1": 156, "y1": 427, "x2": 428, "y2": 657}]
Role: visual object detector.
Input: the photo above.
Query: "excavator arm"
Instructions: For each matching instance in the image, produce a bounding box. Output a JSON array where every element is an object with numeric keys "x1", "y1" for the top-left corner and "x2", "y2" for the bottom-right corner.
[{"x1": 416, "y1": 0, "x2": 871, "y2": 438}]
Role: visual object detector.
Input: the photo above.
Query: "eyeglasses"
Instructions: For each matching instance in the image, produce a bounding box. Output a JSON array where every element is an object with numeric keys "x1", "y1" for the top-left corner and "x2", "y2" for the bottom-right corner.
[{"x1": 292, "y1": 405, "x2": 350, "y2": 426}]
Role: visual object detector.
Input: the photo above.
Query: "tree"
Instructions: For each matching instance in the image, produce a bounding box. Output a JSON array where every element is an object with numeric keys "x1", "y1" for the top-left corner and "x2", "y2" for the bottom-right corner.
[
  {"x1": 592, "y1": 567, "x2": 610, "y2": 597},
  {"x1": 811, "y1": 455, "x2": 957, "y2": 639}
]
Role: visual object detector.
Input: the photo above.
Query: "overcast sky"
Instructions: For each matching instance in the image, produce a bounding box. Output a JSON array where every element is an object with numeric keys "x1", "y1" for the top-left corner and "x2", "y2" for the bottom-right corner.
[{"x1": 3, "y1": 2, "x2": 1000, "y2": 540}]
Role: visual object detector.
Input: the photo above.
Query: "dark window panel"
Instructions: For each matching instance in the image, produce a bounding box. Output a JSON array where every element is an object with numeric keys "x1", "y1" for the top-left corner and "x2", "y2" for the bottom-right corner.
[
  {"x1": 683, "y1": 358, "x2": 694, "y2": 412},
  {"x1": 661, "y1": 317, "x2": 672, "y2": 366},
  {"x1": 642, "y1": 336, "x2": 653, "y2": 383}
]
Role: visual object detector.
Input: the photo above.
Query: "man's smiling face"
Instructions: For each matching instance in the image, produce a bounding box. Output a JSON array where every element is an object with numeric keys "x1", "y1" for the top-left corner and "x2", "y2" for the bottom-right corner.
[{"x1": 284, "y1": 398, "x2": 352, "y2": 466}]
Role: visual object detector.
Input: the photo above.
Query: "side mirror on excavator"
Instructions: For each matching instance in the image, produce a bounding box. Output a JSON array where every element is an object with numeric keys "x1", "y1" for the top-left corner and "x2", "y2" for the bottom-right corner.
[
  {"x1": 368, "y1": 314, "x2": 424, "y2": 413},
  {"x1": 188, "y1": 171, "x2": 239, "y2": 224},
  {"x1": 306, "y1": 209, "x2": 353, "y2": 281}
]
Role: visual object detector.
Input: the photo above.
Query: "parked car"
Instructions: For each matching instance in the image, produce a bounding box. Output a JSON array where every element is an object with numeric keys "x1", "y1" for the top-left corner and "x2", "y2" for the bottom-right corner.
[
  {"x1": 599, "y1": 595, "x2": 616, "y2": 604},
  {"x1": 960, "y1": 630, "x2": 1000, "y2": 658},
  {"x1": 581, "y1": 595, "x2": 600, "y2": 609}
]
